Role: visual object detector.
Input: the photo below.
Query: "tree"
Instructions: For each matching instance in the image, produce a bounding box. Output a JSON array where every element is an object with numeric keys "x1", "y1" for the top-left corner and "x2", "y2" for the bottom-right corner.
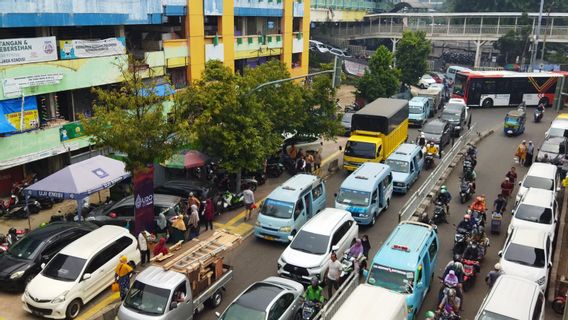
[
  {"x1": 82, "y1": 56, "x2": 184, "y2": 231},
  {"x1": 355, "y1": 45, "x2": 401, "y2": 103},
  {"x1": 396, "y1": 31, "x2": 431, "y2": 86},
  {"x1": 448, "y1": 0, "x2": 568, "y2": 12},
  {"x1": 493, "y1": 13, "x2": 532, "y2": 65}
]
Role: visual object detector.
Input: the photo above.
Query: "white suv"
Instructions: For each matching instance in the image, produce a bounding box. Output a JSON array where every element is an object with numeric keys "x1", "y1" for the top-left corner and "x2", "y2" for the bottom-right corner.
[
  {"x1": 277, "y1": 208, "x2": 358, "y2": 284},
  {"x1": 509, "y1": 188, "x2": 557, "y2": 240},
  {"x1": 499, "y1": 228, "x2": 552, "y2": 290},
  {"x1": 23, "y1": 225, "x2": 140, "y2": 319}
]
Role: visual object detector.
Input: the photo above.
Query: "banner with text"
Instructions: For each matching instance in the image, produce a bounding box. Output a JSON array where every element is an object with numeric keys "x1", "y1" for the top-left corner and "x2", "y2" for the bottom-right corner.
[
  {"x1": 0, "y1": 96, "x2": 39, "y2": 130},
  {"x1": 59, "y1": 37, "x2": 127, "y2": 59},
  {"x1": 2, "y1": 73, "x2": 64, "y2": 98},
  {"x1": 0, "y1": 37, "x2": 57, "y2": 66},
  {"x1": 134, "y1": 165, "x2": 155, "y2": 235}
]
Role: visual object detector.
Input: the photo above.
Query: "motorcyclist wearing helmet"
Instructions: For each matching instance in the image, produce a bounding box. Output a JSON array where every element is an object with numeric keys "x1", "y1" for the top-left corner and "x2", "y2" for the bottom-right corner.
[
  {"x1": 457, "y1": 214, "x2": 475, "y2": 233},
  {"x1": 436, "y1": 186, "x2": 452, "y2": 216},
  {"x1": 424, "y1": 310, "x2": 436, "y2": 320},
  {"x1": 438, "y1": 288, "x2": 461, "y2": 317},
  {"x1": 417, "y1": 132, "x2": 426, "y2": 148},
  {"x1": 470, "y1": 196, "x2": 487, "y2": 212},
  {"x1": 463, "y1": 240, "x2": 483, "y2": 262},
  {"x1": 426, "y1": 142, "x2": 439, "y2": 158},
  {"x1": 304, "y1": 277, "x2": 324, "y2": 304},
  {"x1": 471, "y1": 226, "x2": 489, "y2": 255}
]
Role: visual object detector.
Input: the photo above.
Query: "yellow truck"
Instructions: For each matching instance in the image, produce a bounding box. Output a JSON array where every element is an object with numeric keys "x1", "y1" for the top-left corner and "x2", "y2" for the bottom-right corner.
[{"x1": 343, "y1": 98, "x2": 409, "y2": 171}]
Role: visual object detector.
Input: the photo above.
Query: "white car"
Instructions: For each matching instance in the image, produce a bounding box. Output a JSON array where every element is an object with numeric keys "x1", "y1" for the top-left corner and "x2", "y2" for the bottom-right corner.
[
  {"x1": 277, "y1": 208, "x2": 358, "y2": 284},
  {"x1": 418, "y1": 74, "x2": 437, "y2": 89},
  {"x1": 283, "y1": 132, "x2": 324, "y2": 155},
  {"x1": 509, "y1": 188, "x2": 557, "y2": 240},
  {"x1": 329, "y1": 48, "x2": 352, "y2": 58},
  {"x1": 22, "y1": 225, "x2": 140, "y2": 319},
  {"x1": 499, "y1": 228, "x2": 552, "y2": 290},
  {"x1": 309, "y1": 40, "x2": 330, "y2": 53},
  {"x1": 516, "y1": 162, "x2": 558, "y2": 203}
]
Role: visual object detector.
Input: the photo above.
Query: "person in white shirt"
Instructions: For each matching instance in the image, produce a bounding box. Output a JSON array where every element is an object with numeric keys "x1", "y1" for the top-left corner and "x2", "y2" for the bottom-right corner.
[
  {"x1": 243, "y1": 185, "x2": 255, "y2": 221},
  {"x1": 326, "y1": 252, "x2": 343, "y2": 298},
  {"x1": 138, "y1": 230, "x2": 149, "y2": 265}
]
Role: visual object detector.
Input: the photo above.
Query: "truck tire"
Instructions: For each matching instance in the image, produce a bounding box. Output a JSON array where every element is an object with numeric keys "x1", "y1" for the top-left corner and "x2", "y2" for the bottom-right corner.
[{"x1": 207, "y1": 289, "x2": 223, "y2": 308}]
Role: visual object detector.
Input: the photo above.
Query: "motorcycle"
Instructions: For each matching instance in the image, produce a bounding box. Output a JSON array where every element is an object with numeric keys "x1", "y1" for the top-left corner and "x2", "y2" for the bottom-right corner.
[
  {"x1": 430, "y1": 201, "x2": 447, "y2": 225},
  {"x1": 0, "y1": 194, "x2": 19, "y2": 216},
  {"x1": 425, "y1": 153, "x2": 435, "y2": 170},
  {"x1": 266, "y1": 162, "x2": 285, "y2": 178},
  {"x1": 340, "y1": 250, "x2": 367, "y2": 279},
  {"x1": 453, "y1": 228, "x2": 470, "y2": 256},
  {"x1": 553, "y1": 292, "x2": 567, "y2": 314},
  {"x1": 470, "y1": 210, "x2": 486, "y2": 227},
  {"x1": 534, "y1": 106, "x2": 544, "y2": 123},
  {"x1": 459, "y1": 178, "x2": 474, "y2": 204},
  {"x1": 3, "y1": 200, "x2": 41, "y2": 219},
  {"x1": 300, "y1": 300, "x2": 321, "y2": 320},
  {"x1": 215, "y1": 191, "x2": 244, "y2": 213},
  {"x1": 462, "y1": 258, "x2": 480, "y2": 291}
]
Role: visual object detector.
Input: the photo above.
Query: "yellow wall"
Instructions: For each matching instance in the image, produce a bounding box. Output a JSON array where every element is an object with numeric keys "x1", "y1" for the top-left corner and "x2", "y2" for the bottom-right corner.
[
  {"x1": 221, "y1": 0, "x2": 234, "y2": 71},
  {"x1": 187, "y1": 0, "x2": 205, "y2": 81}
]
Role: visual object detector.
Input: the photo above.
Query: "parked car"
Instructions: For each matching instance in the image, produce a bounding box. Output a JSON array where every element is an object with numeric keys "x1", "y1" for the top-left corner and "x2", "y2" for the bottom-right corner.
[
  {"x1": 536, "y1": 136, "x2": 568, "y2": 165},
  {"x1": 23, "y1": 225, "x2": 141, "y2": 319},
  {"x1": 499, "y1": 228, "x2": 552, "y2": 291},
  {"x1": 277, "y1": 208, "x2": 358, "y2": 284},
  {"x1": 516, "y1": 163, "x2": 559, "y2": 203},
  {"x1": 418, "y1": 74, "x2": 437, "y2": 89},
  {"x1": 0, "y1": 222, "x2": 98, "y2": 292},
  {"x1": 509, "y1": 188, "x2": 557, "y2": 240},
  {"x1": 309, "y1": 40, "x2": 330, "y2": 53},
  {"x1": 422, "y1": 119, "x2": 452, "y2": 149},
  {"x1": 428, "y1": 72, "x2": 443, "y2": 83},
  {"x1": 216, "y1": 277, "x2": 304, "y2": 320},
  {"x1": 85, "y1": 194, "x2": 183, "y2": 232},
  {"x1": 282, "y1": 133, "x2": 323, "y2": 155},
  {"x1": 341, "y1": 111, "x2": 354, "y2": 136},
  {"x1": 330, "y1": 47, "x2": 352, "y2": 58},
  {"x1": 154, "y1": 180, "x2": 215, "y2": 201}
]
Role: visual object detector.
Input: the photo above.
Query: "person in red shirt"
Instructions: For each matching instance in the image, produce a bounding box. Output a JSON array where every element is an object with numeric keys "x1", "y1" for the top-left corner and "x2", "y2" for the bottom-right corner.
[
  {"x1": 505, "y1": 167, "x2": 517, "y2": 184},
  {"x1": 500, "y1": 178, "x2": 514, "y2": 198},
  {"x1": 204, "y1": 198, "x2": 215, "y2": 231}
]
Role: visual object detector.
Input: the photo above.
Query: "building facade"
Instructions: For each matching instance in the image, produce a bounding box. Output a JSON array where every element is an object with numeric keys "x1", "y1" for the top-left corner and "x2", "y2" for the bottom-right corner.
[{"x1": 0, "y1": 0, "x2": 310, "y2": 196}]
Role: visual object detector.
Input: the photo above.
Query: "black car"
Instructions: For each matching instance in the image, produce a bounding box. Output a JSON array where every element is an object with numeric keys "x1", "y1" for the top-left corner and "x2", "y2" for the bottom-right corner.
[
  {"x1": 440, "y1": 103, "x2": 468, "y2": 136},
  {"x1": 537, "y1": 136, "x2": 568, "y2": 165},
  {"x1": 154, "y1": 180, "x2": 214, "y2": 200},
  {"x1": 422, "y1": 119, "x2": 452, "y2": 149},
  {"x1": 0, "y1": 222, "x2": 98, "y2": 292}
]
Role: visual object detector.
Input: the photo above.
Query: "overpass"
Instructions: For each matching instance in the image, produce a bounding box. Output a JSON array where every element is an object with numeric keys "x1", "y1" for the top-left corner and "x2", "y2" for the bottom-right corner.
[
  {"x1": 314, "y1": 12, "x2": 568, "y2": 67},
  {"x1": 310, "y1": 0, "x2": 430, "y2": 22}
]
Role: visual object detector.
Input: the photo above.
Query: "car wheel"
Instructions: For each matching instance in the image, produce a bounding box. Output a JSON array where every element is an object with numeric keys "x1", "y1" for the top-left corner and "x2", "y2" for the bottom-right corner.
[
  {"x1": 65, "y1": 299, "x2": 82, "y2": 319},
  {"x1": 482, "y1": 98, "x2": 493, "y2": 108},
  {"x1": 206, "y1": 289, "x2": 223, "y2": 308},
  {"x1": 370, "y1": 215, "x2": 376, "y2": 226}
]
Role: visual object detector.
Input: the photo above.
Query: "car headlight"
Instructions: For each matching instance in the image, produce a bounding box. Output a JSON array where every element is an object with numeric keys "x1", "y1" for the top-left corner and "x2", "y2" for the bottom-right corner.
[
  {"x1": 279, "y1": 226, "x2": 292, "y2": 233},
  {"x1": 536, "y1": 276, "x2": 546, "y2": 286},
  {"x1": 10, "y1": 270, "x2": 25, "y2": 279},
  {"x1": 255, "y1": 221, "x2": 261, "y2": 227},
  {"x1": 51, "y1": 290, "x2": 69, "y2": 304}
]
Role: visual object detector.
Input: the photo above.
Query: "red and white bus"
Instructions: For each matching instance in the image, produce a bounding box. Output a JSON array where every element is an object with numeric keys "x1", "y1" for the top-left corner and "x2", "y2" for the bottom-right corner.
[{"x1": 452, "y1": 70, "x2": 563, "y2": 107}]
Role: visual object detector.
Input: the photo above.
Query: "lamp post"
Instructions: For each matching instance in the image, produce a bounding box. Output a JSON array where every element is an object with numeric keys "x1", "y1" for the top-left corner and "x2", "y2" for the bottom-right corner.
[{"x1": 529, "y1": 0, "x2": 545, "y2": 72}]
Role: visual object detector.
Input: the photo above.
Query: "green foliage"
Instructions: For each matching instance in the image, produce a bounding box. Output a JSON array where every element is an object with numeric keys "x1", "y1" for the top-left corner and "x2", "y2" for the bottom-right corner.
[
  {"x1": 82, "y1": 56, "x2": 184, "y2": 172},
  {"x1": 396, "y1": 31, "x2": 431, "y2": 86},
  {"x1": 493, "y1": 13, "x2": 532, "y2": 65},
  {"x1": 355, "y1": 45, "x2": 401, "y2": 103},
  {"x1": 448, "y1": 0, "x2": 568, "y2": 12}
]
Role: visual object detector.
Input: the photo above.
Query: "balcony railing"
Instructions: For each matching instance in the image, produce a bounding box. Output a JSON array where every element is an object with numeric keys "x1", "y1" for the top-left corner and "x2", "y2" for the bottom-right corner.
[{"x1": 311, "y1": 0, "x2": 377, "y2": 10}]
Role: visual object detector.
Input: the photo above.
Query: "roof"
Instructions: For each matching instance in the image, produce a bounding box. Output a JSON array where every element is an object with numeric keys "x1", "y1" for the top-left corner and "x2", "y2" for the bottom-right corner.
[
  {"x1": 543, "y1": 136, "x2": 566, "y2": 144},
  {"x1": 367, "y1": 12, "x2": 568, "y2": 18},
  {"x1": 388, "y1": 144, "x2": 420, "y2": 162},
  {"x1": 357, "y1": 98, "x2": 408, "y2": 118},
  {"x1": 112, "y1": 193, "x2": 181, "y2": 208},
  {"x1": 410, "y1": 96, "x2": 429, "y2": 105},
  {"x1": 424, "y1": 119, "x2": 447, "y2": 128},
  {"x1": 510, "y1": 228, "x2": 547, "y2": 249},
  {"x1": 520, "y1": 188, "x2": 554, "y2": 207},
  {"x1": 301, "y1": 208, "x2": 350, "y2": 235},
  {"x1": 482, "y1": 275, "x2": 541, "y2": 319},
  {"x1": 60, "y1": 225, "x2": 131, "y2": 259},
  {"x1": 236, "y1": 281, "x2": 283, "y2": 311},
  {"x1": 526, "y1": 162, "x2": 557, "y2": 177},
  {"x1": 550, "y1": 119, "x2": 568, "y2": 130},
  {"x1": 341, "y1": 163, "x2": 390, "y2": 192},
  {"x1": 373, "y1": 221, "x2": 435, "y2": 271},
  {"x1": 458, "y1": 70, "x2": 562, "y2": 79},
  {"x1": 268, "y1": 174, "x2": 320, "y2": 202},
  {"x1": 136, "y1": 266, "x2": 187, "y2": 289},
  {"x1": 24, "y1": 222, "x2": 96, "y2": 241},
  {"x1": 506, "y1": 110, "x2": 525, "y2": 117},
  {"x1": 331, "y1": 284, "x2": 406, "y2": 320}
]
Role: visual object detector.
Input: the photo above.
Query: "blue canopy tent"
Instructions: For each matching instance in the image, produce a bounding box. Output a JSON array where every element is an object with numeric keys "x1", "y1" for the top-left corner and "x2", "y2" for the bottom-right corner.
[{"x1": 24, "y1": 155, "x2": 131, "y2": 220}]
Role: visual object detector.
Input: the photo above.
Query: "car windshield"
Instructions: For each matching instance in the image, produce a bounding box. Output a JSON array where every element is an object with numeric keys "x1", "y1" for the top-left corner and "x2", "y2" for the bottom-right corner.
[
  {"x1": 367, "y1": 264, "x2": 414, "y2": 294},
  {"x1": 7, "y1": 236, "x2": 43, "y2": 260},
  {"x1": 345, "y1": 141, "x2": 376, "y2": 159},
  {"x1": 453, "y1": 74, "x2": 467, "y2": 96},
  {"x1": 424, "y1": 123, "x2": 444, "y2": 134},
  {"x1": 522, "y1": 176, "x2": 554, "y2": 191},
  {"x1": 505, "y1": 116, "x2": 520, "y2": 125},
  {"x1": 504, "y1": 242, "x2": 546, "y2": 268},
  {"x1": 42, "y1": 254, "x2": 86, "y2": 282},
  {"x1": 386, "y1": 159, "x2": 410, "y2": 173},
  {"x1": 220, "y1": 303, "x2": 266, "y2": 320},
  {"x1": 260, "y1": 199, "x2": 294, "y2": 219},
  {"x1": 290, "y1": 231, "x2": 329, "y2": 255},
  {"x1": 342, "y1": 113, "x2": 353, "y2": 124},
  {"x1": 409, "y1": 104, "x2": 423, "y2": 114},
  {"x1": 541, "y1": 141, "x2": 560, "y2": 153},
  {"x1": 124, "y1": 281, "x2": 170, "y2": 316},
  {"x1": 515, "y1": 204, "x2": 553, "y2": 224},
  {"x1": 336, "y1": 188, "x2": 370, "y2": 206},
  {"x1": 477, "y1": 310, "x2": 516, "y2": 320},
  {"x1": 442, "y1": 111, "x2": 461, "y2": 122},
  {"x1": 548, "y1": 127, "x2": 567, "y2": 138}
]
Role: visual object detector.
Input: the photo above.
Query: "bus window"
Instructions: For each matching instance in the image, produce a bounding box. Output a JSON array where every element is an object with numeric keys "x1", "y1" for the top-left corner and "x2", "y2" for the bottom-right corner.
[{"x1": 453, "y1": 74, "x2": 467, "y2": 96}]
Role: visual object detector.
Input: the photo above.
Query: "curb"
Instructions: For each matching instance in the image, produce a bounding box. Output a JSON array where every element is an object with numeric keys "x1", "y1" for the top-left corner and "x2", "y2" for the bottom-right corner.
[
  {"x1": 549, "y1": 188, "x2": 568, "y2": 302},
  {"x1": 412, "y1": 129, "x2": 494, "y2": 220}
]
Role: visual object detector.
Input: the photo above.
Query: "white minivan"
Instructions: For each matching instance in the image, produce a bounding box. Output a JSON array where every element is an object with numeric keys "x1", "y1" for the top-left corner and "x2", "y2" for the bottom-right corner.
[
  {"x1": 475, "y1": 275, "x2": 544, "y2": 320},
  {"x1": 509, "y1": 188, "x2": 557, "y2": 240},
  {"x1": 22, "y1": 225, "x2": 140, "y2": 319},
  {"x1": 331, "y1": 284, "x2": 407, "y2": 320},
  {"x1": 516, "y1": 162, "x2": 558, "y2": 203},
  {"x1": 277, "y1": 208, "x2": 358, "y2": 284}
]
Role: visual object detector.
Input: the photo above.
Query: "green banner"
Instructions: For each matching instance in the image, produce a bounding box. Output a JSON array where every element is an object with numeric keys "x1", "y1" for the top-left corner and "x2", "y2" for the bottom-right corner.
[{"x1": 59, "y1": 122, "x2": 85, "y2": 141}]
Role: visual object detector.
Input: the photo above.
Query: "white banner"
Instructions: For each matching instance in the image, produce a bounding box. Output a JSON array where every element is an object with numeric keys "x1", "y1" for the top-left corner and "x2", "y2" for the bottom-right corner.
[
  {"x1": 3, "y1": 74, "x2": 64, "y2": 98},
  {"x1": 59, "y1": 37, "x2": 126, "y2": 59},
  {"x1": 344, "y1": 60, "x2": 368, "y2": 77},
  {"x1": 0, "y1": 37, "x2": 57, "y2": 66}
]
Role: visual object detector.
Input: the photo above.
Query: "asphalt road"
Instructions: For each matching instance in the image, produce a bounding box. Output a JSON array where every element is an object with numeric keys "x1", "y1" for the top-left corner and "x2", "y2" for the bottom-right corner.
[{"x1": 195, "y1": 107, "x2": 562, "y2": 320}]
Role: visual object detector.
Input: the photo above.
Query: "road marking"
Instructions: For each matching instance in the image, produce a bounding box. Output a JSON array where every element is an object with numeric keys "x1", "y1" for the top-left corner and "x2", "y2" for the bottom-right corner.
[{"x1": 76, "y1": 292, "x2": 119, "y2": 320}]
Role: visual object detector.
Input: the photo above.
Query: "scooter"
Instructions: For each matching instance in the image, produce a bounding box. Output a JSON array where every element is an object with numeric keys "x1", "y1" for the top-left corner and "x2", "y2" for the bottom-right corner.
[
  {"x1": 462, "y1": 258, "x2": 480, "y2": 292},
  {"x1": 3, "y1": 200, "x2": 41, "y2": 219},
  {"x1": 340, "y1": 250, "x2": 367, "y2": 279},
  {"x1": 553, "y1": 292, "x2": 567, "y2": 314},
  {"x1": 215, "y1": 191, "x2": 244, "y2": 213},
  {"x1": 266, "y1": 162, "x2": 285, "y2": 178},
  {"x1": 0, "y1": 234, "x2": 8, "y2": 253},
  {"x1": 534, "y1": 106, "x2": 544, "y2": 123},
  {"x1": 430, "y1": 201, "x2": 447, "y2": 225},
  {"x1": 459, "y1": 178, "x2": 474, "y2": 204},
  {"x1": 453, "y1": 228, "x2": 470, "y2": 256},
  {"x1": 424, "y1": 153, "x2": 435, "y2": 170},
  {"x1": 300, "y1": 300, "x2": 321, "y2": 320}
]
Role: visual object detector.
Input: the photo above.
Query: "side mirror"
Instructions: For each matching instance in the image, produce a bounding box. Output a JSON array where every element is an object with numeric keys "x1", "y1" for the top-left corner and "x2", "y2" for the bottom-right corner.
[
  {"x1": 557, "y1": 187, "x2": 562, "y2": 192},
  {"x1": 549, "y1": 262, "x2": 553, "y2": 268},
  {"x1": 82, "y1": 273, "x2": 91, "y2": 281},
  {"x1": 498, "y1": 250, "x2": 503, "y2": 257},
  {"x1": 215, "y1": 312, "x2": 221, "y2": 318},
  {"x1": 332, "y1": 245, "x2": 340, "y2": 252},
  {"x1": 339, "y1": 146, "x2": 343, "y2": 151},
  {"x1": 170, "y1": 302, "x2": 178, "y2": 310},
  {"x1": 288, "y1": 235, "x2": 294, "y2": 242}
]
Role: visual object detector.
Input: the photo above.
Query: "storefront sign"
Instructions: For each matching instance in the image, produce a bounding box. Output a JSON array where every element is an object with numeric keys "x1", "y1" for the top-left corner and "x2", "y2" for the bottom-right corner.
[
  {"x1": 59, "y1": 37, "x2": 126, "y2": 59},
  {"x1": 0, "y1": 37, "x2": 57, "y2": 66},
  {"x1": 2, "y1": 73, "x2": 63, "y2": 98},
  {"x1": 59, "y1": 122, "x2": 85, "y2": 141},
  {"x1": 134, "y1": 165, "x2": 155, "y2": 234}
]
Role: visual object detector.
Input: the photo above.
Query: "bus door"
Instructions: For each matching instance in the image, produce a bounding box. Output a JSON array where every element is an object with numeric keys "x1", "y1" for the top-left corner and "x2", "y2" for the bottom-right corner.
[
  {"x1": 510, "y1": 79, "x2": 526, "y2": 105},
  {"x1": 468, "y1": 79, "x2": 482, "y2": 106}
]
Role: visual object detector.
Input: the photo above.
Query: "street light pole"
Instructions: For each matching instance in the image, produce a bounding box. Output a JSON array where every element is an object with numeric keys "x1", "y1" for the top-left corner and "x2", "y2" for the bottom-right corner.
[{"x1": 529, "y1": 0, "x2": 545, "y2": 72}]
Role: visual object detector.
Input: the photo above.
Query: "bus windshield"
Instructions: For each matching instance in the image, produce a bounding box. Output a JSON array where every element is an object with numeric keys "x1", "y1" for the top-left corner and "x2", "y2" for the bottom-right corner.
[
  {"x1": 367, "y1": 264, "x2": 414, "y2": 294},
  {"x1": 453, "y1": 74, "x2": 467, "y2": 96}
]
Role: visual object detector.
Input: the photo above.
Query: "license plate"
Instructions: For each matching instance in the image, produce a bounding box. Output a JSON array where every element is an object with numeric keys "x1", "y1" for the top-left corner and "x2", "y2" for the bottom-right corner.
[
  {"x1": 264, "y1": 236, "x2": 274, "y2": 241},
  {"x1": 32, "y1": 310, "x2": 44, "y2": 316}
]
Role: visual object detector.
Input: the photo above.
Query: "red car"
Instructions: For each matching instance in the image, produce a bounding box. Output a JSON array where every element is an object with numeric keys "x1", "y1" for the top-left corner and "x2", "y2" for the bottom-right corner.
[{"x1": 428, "y1": 72, "x2": 444, "y2": 83}]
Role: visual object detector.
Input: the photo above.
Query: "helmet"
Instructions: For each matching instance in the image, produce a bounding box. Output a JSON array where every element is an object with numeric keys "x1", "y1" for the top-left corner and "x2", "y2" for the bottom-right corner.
[
  {"x1": 464, "y1": 214, "x2": 471, "y2": 220},
  {"x1": 448, "y1": 288, "x2": 456, "y2": 297},
  {"x1": 476, "y1": 196, "x2": 483, "y2": 202},
  {"x1": 39, "y1": 222, "x2": 48, "y2": 228},
  {"x1": 8, "y1": 228, "x2": 16, "y2": 235},
  {"x1": 494, "y1": 263, "x2": 501, "y2": 270},
  {"x1": 453, "y1": 254, "x2": 462, "y2": 262},
  {"x1": 425, "y1": 311, "x2": 436, "y2": 318},
  {"x1": 420, "y1": 132, "x2": 425, "y2": 138},
  {"x1": 441, "y1": 185, "x2": 447, "y2": 191},
  {"x1": 311, "y1": 276, "x2": 319, "y2": 286}
]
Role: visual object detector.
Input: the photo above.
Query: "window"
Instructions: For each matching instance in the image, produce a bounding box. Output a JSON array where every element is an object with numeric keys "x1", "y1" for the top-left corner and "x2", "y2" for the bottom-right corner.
[
  {"x1": 42, "y1": 240, "x2": 71, "y2": 261},
  {"x1": 294, "y1": 199, "x2": 304, "y2": 220},
  {"x1": 416, "y1": 266, "x2": 423, "y2": 283},
  {"x1": 331, "y1": 220, "x2": 353, "y2": 248},
  {"x1": 268, "y1": 293, "x2": 294, "y2": 320},
  {"x1": 482, "y1": 80, "x2": 496, "y2": 93},
  {"x1": 371, "y1": 189, "x2": 378, "y2": 204},
  {"x1": 382, "y1": 174, "x2": 392, "y2": 189},
  {"x1": 110, "y1": 205, "x2": 134, "y2": 218},
  {"x1": 532, "y1": 293, "x2": 544, "y2": 320},
  {"x1": 312, "y1": 184, "x2": 323, "y2": 200},
  {"x1": 84, "y1": 251, "x2": 109, "y2": 274},
  {"x1": 428, "y1": 239, "x2": 438, "y2": 260}
]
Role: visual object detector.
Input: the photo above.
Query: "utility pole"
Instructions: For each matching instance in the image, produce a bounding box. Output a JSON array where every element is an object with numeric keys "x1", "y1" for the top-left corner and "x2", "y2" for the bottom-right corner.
[{"x1": 529, "y1": 0, "x2": 545, "y2": 72}]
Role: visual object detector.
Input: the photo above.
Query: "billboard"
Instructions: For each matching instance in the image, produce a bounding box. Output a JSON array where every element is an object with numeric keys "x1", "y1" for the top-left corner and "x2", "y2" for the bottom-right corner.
[
  {"x1": 59, "y1": 37, "x2": 127, "y2": 59},
  {"x1": 0, "y1": 96, "x2": 39, "y2": 130},
  {"x1": 134, "y1": 165, "x2": 155, "y2": 234},
  {"x1": 0, "y1": 37, "x2": 57, "y2": 66}
]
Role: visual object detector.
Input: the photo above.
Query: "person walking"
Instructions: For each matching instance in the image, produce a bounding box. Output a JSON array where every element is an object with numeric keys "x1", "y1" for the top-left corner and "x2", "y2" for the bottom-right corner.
[
  {"x1": 501, "y1": 178, "x2": 514, "y2": 198},
  {"x1": 526, "y1": 141, "x2": 535, "y2": 167},
  {"x1": 306, "y1": 153, "x2": 315, "y2": 173},
  {"x1": 137, "y1": 230, "x2": 150, "y2": 265},
  {"x1": 313, "y1": 151, "x2": 322, "y2": 173},
  {"x1": 189, "y1": 204, "x2": 200, "y2": 239},
  {"x1": 243, "y1": 185, "x2": 255, "y2": 221},
  {"x1": 188, "y1": 192, "x2": 200, "y2": 209},
  {"x1": 288, "y1": 144, "x2": 298, "y2": 161},
  {"x1": 326, "y1": 252, "x2": 343, "y2": 298},
  {"x1": 515, "y1": 140, "x2": 527, "y2": 165},
  {"x1": 115, "y1": 256, "x2": 134, "y2": 301},
  {"x1": 204, "y1": 198, "x2": 215, "y2": 231},
  {"x1": 485, "y1": 263, "x2": 503, "y2": 287},
  {"x1": 361, "y1": 235, "x2": 371, "y2": 258},
  {"x1": 296, "y1": 155, "x2": 306, "y2": 173},
  {"x1": 493, "y1": 193, "x2": 507, "y2": 213},
  {"x1": 506, "y1": 167, "x2": 517, "y2": 184}
]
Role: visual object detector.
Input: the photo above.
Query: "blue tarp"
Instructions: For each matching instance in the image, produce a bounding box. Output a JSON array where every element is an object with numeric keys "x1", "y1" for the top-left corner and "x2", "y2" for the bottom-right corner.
[
  {"x1": 139, "y1": 83, "x2": 175, "y2": 97},
  {"x1": 24, "y1": 155, "x2": 131, "y2": 200},
  {"x1": 0, "y1": 96, "x2": 38, "y2": 114},
  {"x1": 0, "y1": 108, "x2": 16, "y2": 134}
]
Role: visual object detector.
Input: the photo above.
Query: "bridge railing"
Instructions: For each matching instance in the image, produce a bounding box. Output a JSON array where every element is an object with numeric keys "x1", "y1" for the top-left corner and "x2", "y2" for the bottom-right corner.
[{"x1": 311, "y1": 0, "x2": 377, "y2": 10}]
